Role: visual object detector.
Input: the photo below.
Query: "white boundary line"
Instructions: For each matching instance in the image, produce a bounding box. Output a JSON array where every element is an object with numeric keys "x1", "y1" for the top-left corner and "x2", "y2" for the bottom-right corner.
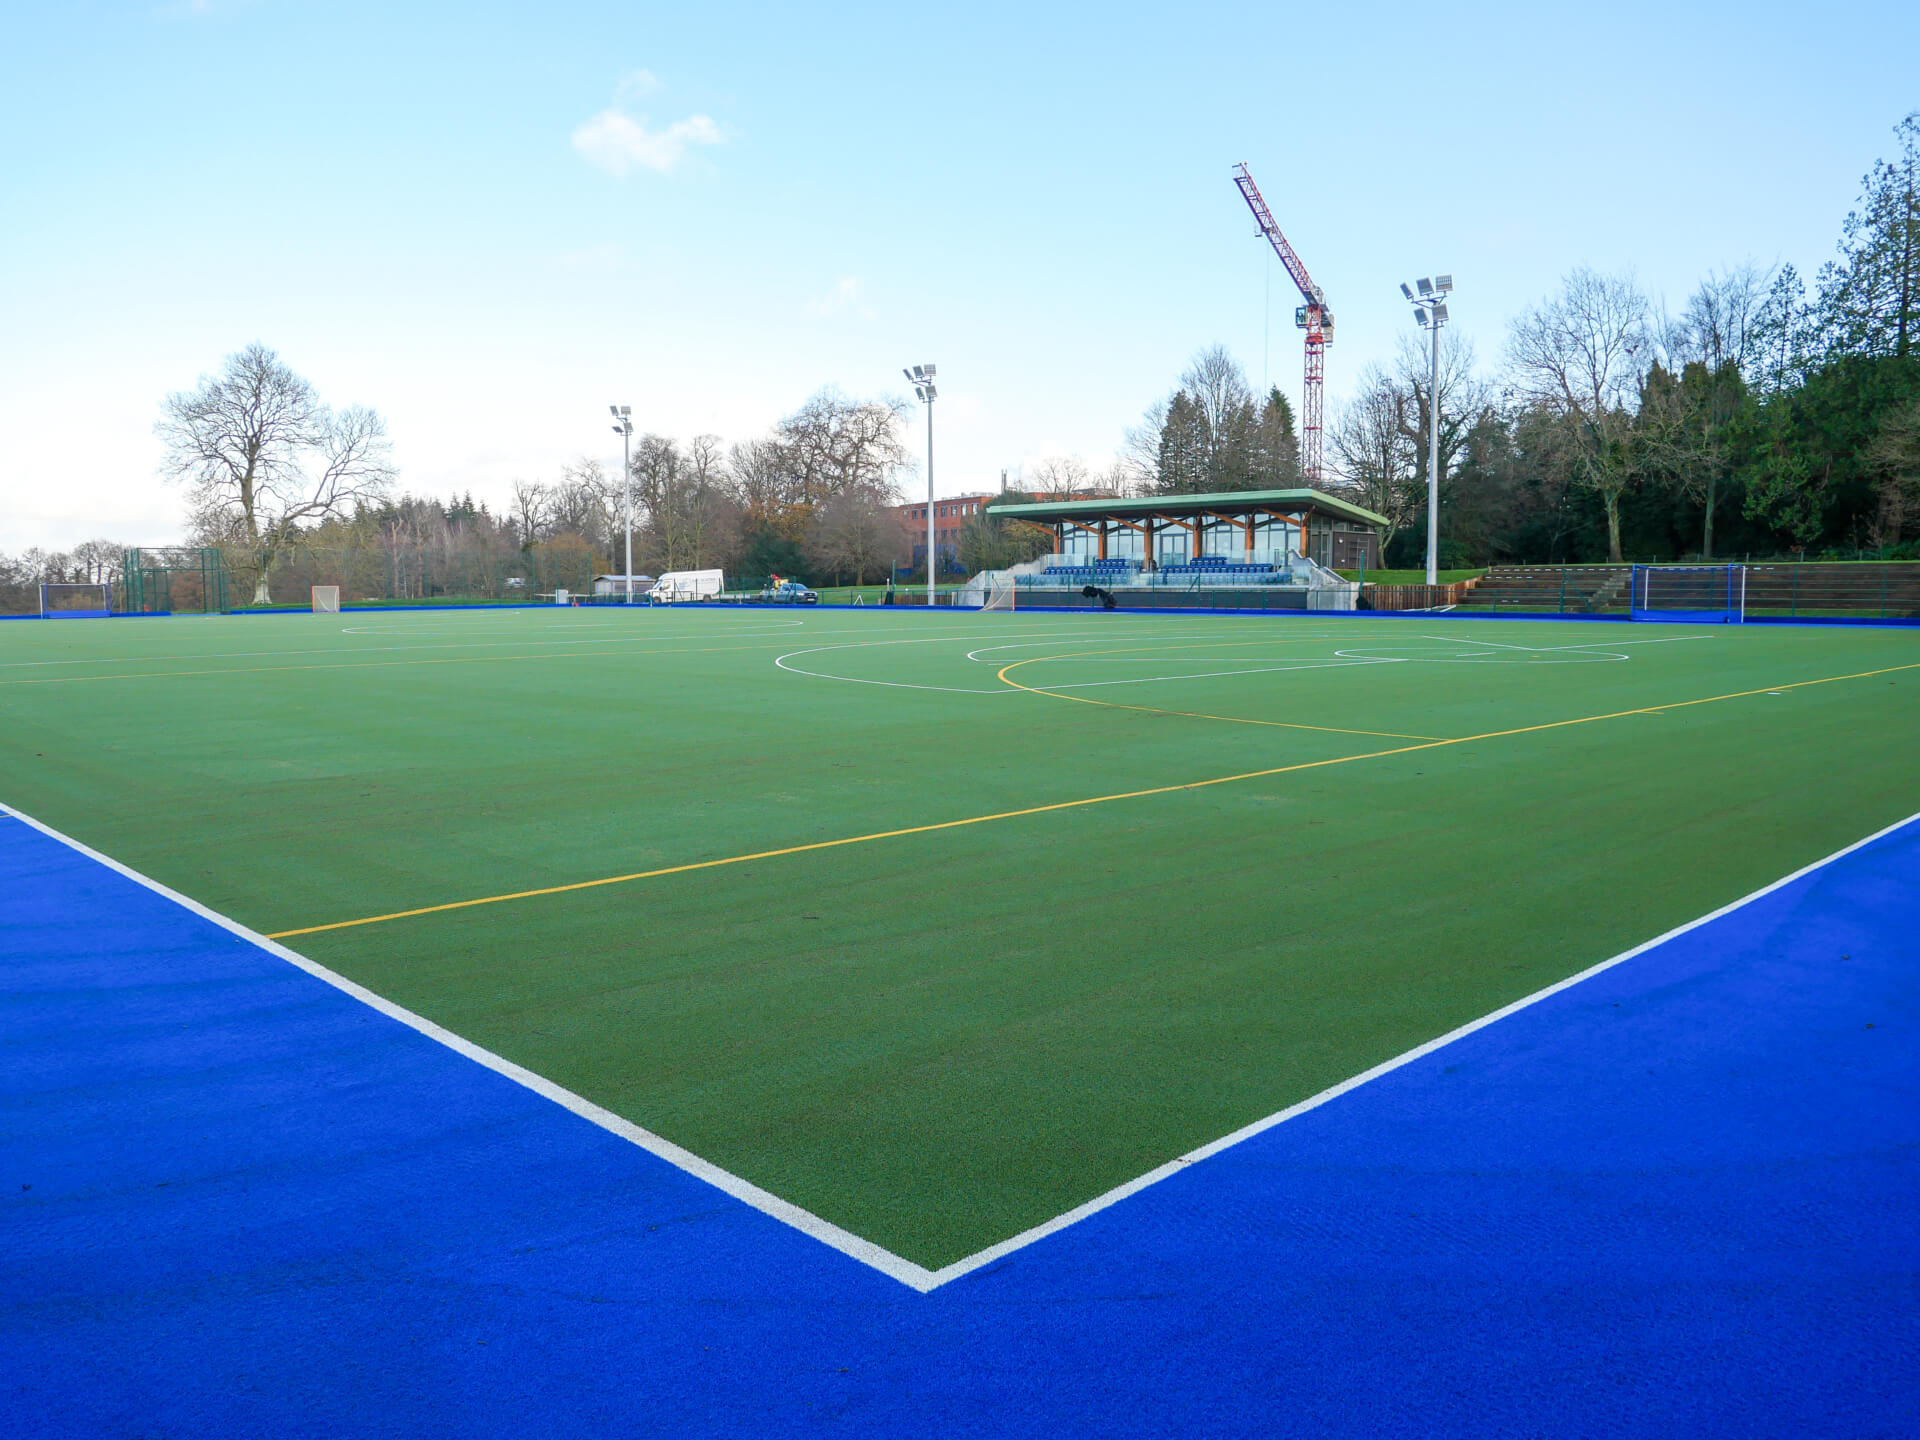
[
  {"x1": 0, "y1": 801, "x2": 941, "y2": 1292},
  {"x1": 5, "y1": 798, "x2": 1916, "y2": 1295}
]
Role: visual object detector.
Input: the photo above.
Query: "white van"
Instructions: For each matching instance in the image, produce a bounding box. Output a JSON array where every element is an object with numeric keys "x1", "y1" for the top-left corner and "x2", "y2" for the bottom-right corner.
[{"x1": 647, "y1": 570, "x2": 724, "y2": 604}]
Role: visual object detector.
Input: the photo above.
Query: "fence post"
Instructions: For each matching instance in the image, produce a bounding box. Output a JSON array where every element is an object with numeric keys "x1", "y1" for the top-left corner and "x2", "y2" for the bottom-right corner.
[{"x1": 1557, "y1": 570, "x2": 1566, "y2": 614}]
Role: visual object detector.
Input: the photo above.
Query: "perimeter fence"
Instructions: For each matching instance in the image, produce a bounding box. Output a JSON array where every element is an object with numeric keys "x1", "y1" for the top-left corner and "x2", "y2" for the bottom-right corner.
[
  {"x1": 1376, "y1": 563, "x2": 1920, "y2": 620},
  {"x1": 241, "y1": 543, "x2": 604, "y2": 609}
]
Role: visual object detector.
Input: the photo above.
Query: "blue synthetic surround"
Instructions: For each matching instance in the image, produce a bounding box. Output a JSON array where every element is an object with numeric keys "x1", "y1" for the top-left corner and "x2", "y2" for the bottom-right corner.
[{"x1": 3, "y1": 811, "x2": 1917, "y2": 1436}]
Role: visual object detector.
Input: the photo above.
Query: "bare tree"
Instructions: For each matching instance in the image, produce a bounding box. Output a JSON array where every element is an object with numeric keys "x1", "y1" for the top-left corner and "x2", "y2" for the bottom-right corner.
[
  {"x1": 1505, "y1": 268, "x2": 1651, "y2": 561},
  {"x1": 803, "y1": 486, "x2": 908, "y2": 585},
  {"x1": 633, "y1": 433, "x2": 739, "y2": 572},
  {"x1": 68, "y1": 538, "x2": 128, "y2": 587},
  {"x1": 549, "y1": 458, "x2": 612, "y2": 545},
  {"x1": 157, "y1": 344, "x2": 396, "y2": 603},
  {"x1": 777, "y1": 389, "x2": 911, "y2": 508},
  {"x1": 1331, "y1": 364, "x2": 1419, "y2": 555},
  {"x1": 1330, "y1": 336, "x2": 1486, "y2": 560},
  {"x1": 1394, "y1": 330, "x2": 1491, "y2": 524},
  {"x1": 1177, "y1": 345, "x2": 1257, "y2": 489},
  {"x1": 729, "y1": 436, "x2": 800, "y2": 537},
  {"x1": 1181, "y1": 346, "x2": 1255, "y2": 448},
  {"x1": 681, "y1": 433, "x2": 735, "y2": 567},
  {"x1": 509, "y1": 478, "x2": 550, "y2": 544},
  {"x1": 1674, "y1": 263, "x2": 1772, "y2": 374},
  {"x1": 1027, "y1": 455, "x2": 1092, "y2": 496},
  {"x1": 1118, "y1": 398, "x2": 1168, "y2": 493}
]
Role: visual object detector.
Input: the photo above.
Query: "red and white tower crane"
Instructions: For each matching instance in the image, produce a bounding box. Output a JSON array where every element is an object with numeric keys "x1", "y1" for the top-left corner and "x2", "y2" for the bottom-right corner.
[{"x1": 1232, "y1": 162, "x2": 1332, "y2": 485}]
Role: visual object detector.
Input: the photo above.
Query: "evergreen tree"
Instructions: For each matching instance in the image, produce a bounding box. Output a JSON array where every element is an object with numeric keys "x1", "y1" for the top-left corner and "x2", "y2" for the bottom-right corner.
[
  {"x1": 1816, "y1": 113, "x2": 1920, "y2": 361},
  {"x1": 1251, "y1": 387, "x2": 1303, "y2": 487},
  {"x1": 1155, "y1": 391, "x2": 1210, "y2": 493},
  {"x1": 1738, "y1": 354, "x2": 1920, "y2": 547},
  {"x1": 1750, "y1": 264, "x2": 1813, "y2": 392}
]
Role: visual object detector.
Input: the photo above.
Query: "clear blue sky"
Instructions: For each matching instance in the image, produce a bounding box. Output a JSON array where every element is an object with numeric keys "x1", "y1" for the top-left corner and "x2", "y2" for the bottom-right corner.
[{"x1": 2, "y1": 0, "x2": 1914, "y2": 548}]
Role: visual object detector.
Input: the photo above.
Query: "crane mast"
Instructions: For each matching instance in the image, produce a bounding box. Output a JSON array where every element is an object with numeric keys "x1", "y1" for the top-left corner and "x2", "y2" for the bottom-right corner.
[{"x1": 1232, "y1": 162, "x2": 1332, "y2": 485}]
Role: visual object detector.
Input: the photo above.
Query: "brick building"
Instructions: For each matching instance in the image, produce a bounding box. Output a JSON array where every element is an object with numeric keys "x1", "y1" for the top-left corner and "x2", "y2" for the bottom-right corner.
[{"x1": 895, "y1": 493, "x2": 996, "y2": 573}]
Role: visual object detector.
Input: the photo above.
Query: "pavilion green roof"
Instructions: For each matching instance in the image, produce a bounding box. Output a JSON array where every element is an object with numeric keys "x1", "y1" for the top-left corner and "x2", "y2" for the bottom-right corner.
[{"x1": 984, "y1": 489, "x2": 1389, "y2": 529}]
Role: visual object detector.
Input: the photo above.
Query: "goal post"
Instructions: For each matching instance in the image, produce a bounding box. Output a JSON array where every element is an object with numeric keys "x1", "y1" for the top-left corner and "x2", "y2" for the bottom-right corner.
[
  {"x1": 311, "y1": 585, "x2": 341, "y2": 614},
  {"x1": 39, "y1": 582, "x2": 112, "y2": 618},
  {"x1": 1630, "y1": 564, "x2": 1745, "y2": 623},
  {"x1": 978, "y1": 572, "x2": 1017, "y2": 612}
]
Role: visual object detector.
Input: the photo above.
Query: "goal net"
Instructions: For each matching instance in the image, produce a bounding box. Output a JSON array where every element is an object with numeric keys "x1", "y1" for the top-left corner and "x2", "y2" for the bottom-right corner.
[
  {"x1": 978, "y1": 573, "x2": 1017, "y2": 611},
  {"x1": 39, "y1": 582, "x2": 111, "y2": 618},
  {"x1": 1631, "y1": 564, "x2": 1745, "y2": 623},
  {"x1": 311, "y1": 585, "x2": 341, "y2": 614}
]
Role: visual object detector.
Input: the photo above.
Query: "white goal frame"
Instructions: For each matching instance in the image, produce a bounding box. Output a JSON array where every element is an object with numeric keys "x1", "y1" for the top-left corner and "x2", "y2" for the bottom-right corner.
[
  {"x1": 311, "y1": 586, "x2": 341, "y2": 614},
  {"x1": 978, "y1": 573, "x2": 1018, "y2": 611},
  {"x1": 39, "y1": 582, "x2": 112, "y2": 618},
  {"x1": 1630, "y1": 564, "x2": 1745, "y2": 624}
]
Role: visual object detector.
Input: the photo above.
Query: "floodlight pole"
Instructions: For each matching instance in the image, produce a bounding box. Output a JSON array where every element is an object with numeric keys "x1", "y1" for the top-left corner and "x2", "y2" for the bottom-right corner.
[
  {"x1": 610, "y1": 406, "x2": 634, "y2": 601},
  {"x1": 1425, "y1": 319, "x2": 1441, "y2": 587},
  {"x1": 1398, "y1": 279, "x2": 1452, "y2": 586},
  {"x1": 925, "y1": 399, "x2": 935, "y2": 604},
  {"x1": 904, "y1": 364, "x2": 938, "y2": 604}
]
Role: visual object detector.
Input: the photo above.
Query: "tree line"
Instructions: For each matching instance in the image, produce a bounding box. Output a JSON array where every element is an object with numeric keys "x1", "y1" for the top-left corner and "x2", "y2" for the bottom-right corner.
[
  {"x1": 1359, "y1": 112, "x2": 1920, "y2": 566},
  {"x1": 1096, "y1": 112, "x2": 1920, "y2": 568},
  {"x1": 142, "y1": 349, "x2": 923, "y2": 602},
  {"x1": 21, "y1": 109, "x2": 1909, "y2": 606}
]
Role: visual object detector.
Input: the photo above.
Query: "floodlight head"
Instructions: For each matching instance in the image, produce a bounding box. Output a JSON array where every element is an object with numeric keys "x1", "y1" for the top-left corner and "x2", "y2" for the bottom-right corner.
[
  {"x1": 903, "y1": 367, "x2": 916, "y2": 383},
  {"x1": 1414, "y1": 306, "x2": 1429, "y2": 327},
  {"x1": 609, "y1": 404, "x2": 620, "y2": 416},
  {"x1": 1432, "y1": 302, "x2": 1449, "y2": 324},
  {"x1": 1400, "y1": 282, "x2": 1414, "y2": 300},
  {"x1": 921, "y1": 364, "x2": 936, "y2": 377},
  {"x1": 1417, "y1": 278, "x2": 1434, "y2": 296},
  {"x1": 921, "y1": 384, "x2": 938, "y2": 401},
  {"x1": 620, "y1": 405, "x2": 631, "y2": 416},
  {"x1": 1435, "y1": 274, "x2": 1453, "y2": 294}
]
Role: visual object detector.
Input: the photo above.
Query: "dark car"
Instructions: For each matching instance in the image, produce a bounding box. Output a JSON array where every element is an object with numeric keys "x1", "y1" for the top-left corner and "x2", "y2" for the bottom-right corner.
[{"x1": 760, "y1": 580, "x2": 819, "y2": 605}]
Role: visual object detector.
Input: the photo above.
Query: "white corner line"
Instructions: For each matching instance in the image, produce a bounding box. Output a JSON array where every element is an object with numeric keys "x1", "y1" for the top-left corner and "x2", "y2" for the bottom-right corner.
[
  {"x1": 919, "y1": 803, "x2": 1920, "y2": 1287},
  {"x1": 6, "y1": 799, "x2": 1916, "y2": 1296},
  {"x1": 0, "y1": 800, "x2": 941, "y2": 1292}
]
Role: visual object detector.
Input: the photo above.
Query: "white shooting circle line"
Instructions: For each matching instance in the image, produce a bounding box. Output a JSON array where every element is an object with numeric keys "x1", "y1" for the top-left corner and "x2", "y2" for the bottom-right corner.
[{"x1": 773, "y1": 628, "x2": 1150, "y2": 695}]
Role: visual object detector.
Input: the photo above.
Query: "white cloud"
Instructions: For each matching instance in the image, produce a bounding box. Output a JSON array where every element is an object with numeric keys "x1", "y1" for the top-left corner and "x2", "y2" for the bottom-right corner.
[
  {"x1": 806, "y1": 276, "x2": 868, "y2": 318},
  {"x1": 615, "y1": 69, "x2": 662, "y2": 101},
  {"x1": 571, "y1": 109, "x2": 721, "y2": 177}
]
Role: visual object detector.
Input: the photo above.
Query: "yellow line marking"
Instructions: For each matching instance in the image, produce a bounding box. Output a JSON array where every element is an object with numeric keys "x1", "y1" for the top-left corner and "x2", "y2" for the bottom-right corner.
[
  {"x1": 265, "y1": 658, "x2": 1920, "y2": 939},
  {"x1": 993, "y1": 642, "x2": 1441, "y2": 740}
]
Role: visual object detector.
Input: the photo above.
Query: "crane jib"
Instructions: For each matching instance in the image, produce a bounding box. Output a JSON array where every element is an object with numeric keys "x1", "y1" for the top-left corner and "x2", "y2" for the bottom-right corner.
[{"x1": 1232, "y1": 161, "x2": 1331, "y2": 485}]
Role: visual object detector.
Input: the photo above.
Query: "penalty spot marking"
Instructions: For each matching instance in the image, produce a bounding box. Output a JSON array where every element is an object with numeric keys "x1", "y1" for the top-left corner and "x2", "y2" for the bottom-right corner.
[{"x1": 10, "y1": 795, "x2": 1915, "y2": 1294}]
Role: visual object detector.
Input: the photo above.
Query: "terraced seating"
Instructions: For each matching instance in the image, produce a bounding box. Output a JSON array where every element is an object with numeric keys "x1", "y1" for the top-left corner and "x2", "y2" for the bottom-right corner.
[{"x1": 1158, "y1": 559, "x2": 1279, "y2": 578}]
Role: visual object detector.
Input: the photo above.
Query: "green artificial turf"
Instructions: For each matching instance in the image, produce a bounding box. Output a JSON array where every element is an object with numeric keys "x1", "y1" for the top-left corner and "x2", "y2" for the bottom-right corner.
[{"x1": 2, "y1": 607, "x2": 1916, "y2": 1266}]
